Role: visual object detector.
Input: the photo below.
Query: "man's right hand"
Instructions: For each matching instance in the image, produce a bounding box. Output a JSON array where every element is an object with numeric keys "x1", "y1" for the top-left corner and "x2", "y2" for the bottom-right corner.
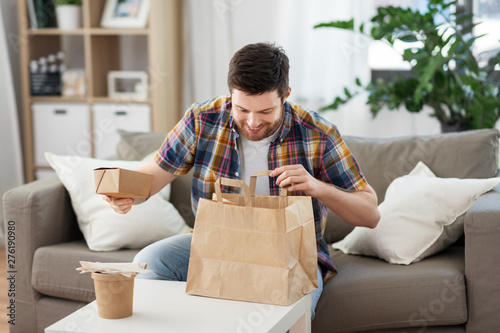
[
  {"x1": 102, "y1": 196, "x2": 136, "y2": 214},
  {"x1": 100, "y1": 159, "x2": 179, "y2": 214}
]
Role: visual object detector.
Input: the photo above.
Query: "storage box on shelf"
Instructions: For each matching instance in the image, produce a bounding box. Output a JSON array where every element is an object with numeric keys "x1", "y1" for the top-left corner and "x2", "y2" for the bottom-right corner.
[
  {"x1": 18, "y1": 0, "x2": 182, "y2": 182},
  {"x1": 32, "y1": 103, "x2": 91, "y2": 165},
  {"x1": 92, "y1": 103, "x2": 152, "y2": 159}
]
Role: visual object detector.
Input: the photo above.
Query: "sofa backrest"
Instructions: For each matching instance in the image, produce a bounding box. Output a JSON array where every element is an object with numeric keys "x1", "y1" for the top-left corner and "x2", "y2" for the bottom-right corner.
[{"x1": 324, "y1": 129, "x2": 500, "y2": 243}]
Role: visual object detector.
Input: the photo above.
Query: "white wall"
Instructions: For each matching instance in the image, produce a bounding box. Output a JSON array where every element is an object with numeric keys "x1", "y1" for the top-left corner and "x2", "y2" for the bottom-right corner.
[
  {"x1": 0, "y1": 0, "x2": 24, "y2": 244},
  {"x1": 1, "y1": 0, "x2": 21, "y2": 108}
]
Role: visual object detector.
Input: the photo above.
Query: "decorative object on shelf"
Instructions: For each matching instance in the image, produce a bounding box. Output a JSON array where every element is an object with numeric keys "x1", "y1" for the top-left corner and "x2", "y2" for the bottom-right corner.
[
  {"x1": 314, "y1": 0, "x2": 500, "y2": 131},
  {"x1": 29, "y1": 51, "x2": 66, "y2": 96},
  {"x1": 107, "y1": 71, "x2": 148, "y2": 100},
  {"x1": 62, "y1": 69, "x2": 86, "y2": 97},
  {"x1": 27, "y1": 0, "x2": 57, "y2": 29},
  {"x1": 100, "y1": 0, "x2": 150, "y2": 28},
  {"x1": 54, "y1": 0, "x2": 83, "y2": 30}
]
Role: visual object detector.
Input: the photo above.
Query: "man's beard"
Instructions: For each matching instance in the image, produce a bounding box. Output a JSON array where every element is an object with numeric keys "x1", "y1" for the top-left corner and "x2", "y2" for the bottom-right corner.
[{"x1": 235, "y1": 107, "x2": 284, "y2": 141}]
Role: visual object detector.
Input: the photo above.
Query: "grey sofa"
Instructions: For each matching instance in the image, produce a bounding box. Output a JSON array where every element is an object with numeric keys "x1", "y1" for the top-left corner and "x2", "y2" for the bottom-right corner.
[{"x1": 4, "y1": 129, "x2": 500, "y2": 333}]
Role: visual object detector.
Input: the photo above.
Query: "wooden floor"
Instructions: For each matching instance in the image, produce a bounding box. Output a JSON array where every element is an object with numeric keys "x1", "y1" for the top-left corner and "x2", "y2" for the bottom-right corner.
[{"x1": 0, "y1": 245, "x2": 9, "y2": 333}]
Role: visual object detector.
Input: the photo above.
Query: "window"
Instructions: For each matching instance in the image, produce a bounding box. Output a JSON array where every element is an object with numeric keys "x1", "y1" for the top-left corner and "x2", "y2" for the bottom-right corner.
[
  {"x1": 367, "y1": 0, "x2": 495, "y2": 79},
  {"x1": 473, "y1": 0, "x2": 500, "y2": 67}
]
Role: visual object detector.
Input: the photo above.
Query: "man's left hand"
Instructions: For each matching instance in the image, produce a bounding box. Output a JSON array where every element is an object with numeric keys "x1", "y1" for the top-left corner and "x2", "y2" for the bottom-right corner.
[{"x1": 270, "y1": 165, "x2": 324, "y2": 197}]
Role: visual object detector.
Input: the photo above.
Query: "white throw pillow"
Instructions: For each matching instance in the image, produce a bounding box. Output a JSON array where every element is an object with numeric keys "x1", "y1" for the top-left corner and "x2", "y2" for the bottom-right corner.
[
  {"x1": 333, "y1": 161, "x2": 500, "y2": 265},
  {"x1": 45, "y1": 152, "x2": 190, "y2": 251}
]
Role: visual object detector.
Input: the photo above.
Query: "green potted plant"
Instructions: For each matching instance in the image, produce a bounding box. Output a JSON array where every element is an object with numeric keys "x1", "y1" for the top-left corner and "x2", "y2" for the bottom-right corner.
[
  {"x1": 314, "y1": 0, "x2": 500, "y2": 131},
  {"x1": 54, "y1": 0, "x2": 83, "y2": 30}
]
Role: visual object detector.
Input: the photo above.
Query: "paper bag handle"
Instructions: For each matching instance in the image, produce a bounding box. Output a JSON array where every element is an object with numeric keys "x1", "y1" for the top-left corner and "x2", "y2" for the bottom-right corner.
[
  {"x1": 250, "y1": 170, "x2": 288, "y2": 197},
  {"x1": 214, "y1": 178, "x2": 252, "y2": 206}
]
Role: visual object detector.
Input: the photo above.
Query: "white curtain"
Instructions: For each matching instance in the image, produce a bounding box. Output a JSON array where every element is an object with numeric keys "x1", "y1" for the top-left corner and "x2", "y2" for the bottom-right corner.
[
  {"x1": 183, "y1": 0, "x2": 442, "y2": 138},
  {"x1": 0, "y1": 0, "x2": 24, "y2": 237}
]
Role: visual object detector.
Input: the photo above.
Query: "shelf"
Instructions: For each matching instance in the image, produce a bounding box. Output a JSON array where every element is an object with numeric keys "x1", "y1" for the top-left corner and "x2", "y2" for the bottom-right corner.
[
  {"x1": 19, "y1": 0, "x2": 182, "y2": 182},
  {"x1": 30, "y1": 96, "x2": 152, "y2": 104},
  {"x1": 89, "y1": 28, "x2": 149, "y2": 35},
  {"x1": 34, "y1": 165, "x2": 53, "y2": 169},
  {"x1": 28, "y1": 28, "x2": 86, "y2": 35},
  {"x1": 27, "y1": 28, "x2": 149, "y2": 36},
  {"x1": 91, "y1": 97, "x2": 151, "y2": 104},
  {"x1": 30, "y1": 96, "x2": 88, "y2": 103}
]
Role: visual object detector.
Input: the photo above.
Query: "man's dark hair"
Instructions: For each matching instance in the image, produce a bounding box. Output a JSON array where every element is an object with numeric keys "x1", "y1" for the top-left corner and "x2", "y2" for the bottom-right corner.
[{"x1": 228, "y1": 42, "x2": 290, "y2": 100}]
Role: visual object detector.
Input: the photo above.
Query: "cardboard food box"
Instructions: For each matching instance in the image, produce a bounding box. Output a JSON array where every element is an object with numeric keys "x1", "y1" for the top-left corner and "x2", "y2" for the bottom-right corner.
[{"x1": 94, "y1": 168, "x2": 153, "y2": 199}]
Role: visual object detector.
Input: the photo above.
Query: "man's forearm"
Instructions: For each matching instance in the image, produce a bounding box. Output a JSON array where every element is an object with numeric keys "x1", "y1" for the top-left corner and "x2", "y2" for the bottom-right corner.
[
  {"x1": 134, "y1": 159, "x2": 179, "y2": 205},
  {"x1": 316, "y1": 182, "x2": 380, "y2": 228},
  {"x1": 270, "y1": 164, "x2": 380, "y2": 228}
]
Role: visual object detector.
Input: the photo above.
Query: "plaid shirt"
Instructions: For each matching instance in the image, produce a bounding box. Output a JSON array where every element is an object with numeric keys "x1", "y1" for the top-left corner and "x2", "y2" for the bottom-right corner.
[{"x1": 155, "y1": 95, "x2": 367, "y2": 277}]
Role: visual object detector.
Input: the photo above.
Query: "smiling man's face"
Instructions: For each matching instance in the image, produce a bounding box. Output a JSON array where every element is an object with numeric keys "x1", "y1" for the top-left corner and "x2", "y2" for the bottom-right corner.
[{"x1": 231, "y1": 88, "x2": 290, "y2": 141}]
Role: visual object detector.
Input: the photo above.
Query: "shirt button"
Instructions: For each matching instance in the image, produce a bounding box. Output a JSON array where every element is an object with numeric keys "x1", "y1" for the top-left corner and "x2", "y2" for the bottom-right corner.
[{"x1": 235, "y1": 172, "x2": 240, "y2": 177}]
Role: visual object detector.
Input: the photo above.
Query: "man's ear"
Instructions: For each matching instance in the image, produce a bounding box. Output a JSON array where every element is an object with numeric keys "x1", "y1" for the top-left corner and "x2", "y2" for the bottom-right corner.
[{"x1": 282, "y1": 87, "x2": 291, "y2": 104}]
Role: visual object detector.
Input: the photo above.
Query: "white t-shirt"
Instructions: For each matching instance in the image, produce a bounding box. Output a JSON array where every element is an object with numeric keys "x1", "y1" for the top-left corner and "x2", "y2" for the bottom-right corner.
[{"x1": 237, "y1": 129, "x2": 280, "y2": 196}]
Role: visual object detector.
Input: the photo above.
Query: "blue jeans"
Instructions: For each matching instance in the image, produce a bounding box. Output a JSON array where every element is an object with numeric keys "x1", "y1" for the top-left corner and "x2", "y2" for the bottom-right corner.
[{"x1": 134, "y1": 233, "x2": 324, "y2": 319}]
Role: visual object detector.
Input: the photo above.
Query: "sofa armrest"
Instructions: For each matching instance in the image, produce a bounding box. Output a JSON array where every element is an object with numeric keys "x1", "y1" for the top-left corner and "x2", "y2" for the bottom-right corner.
[
  {"x1": 3, "y1": 175, "x2": 81, "y2": 331},
  {"x1": 464, "y1": 185, "x2": 500, "y2": 333}
]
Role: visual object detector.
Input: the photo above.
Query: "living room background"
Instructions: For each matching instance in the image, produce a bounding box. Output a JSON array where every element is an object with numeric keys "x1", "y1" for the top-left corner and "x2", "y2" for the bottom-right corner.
[
  {"x1": 183, "y1": 0, "x2": 439, "y2": 138},
  {"x1": 1, "y1": 0, "x2": 500, "y2": 237}
]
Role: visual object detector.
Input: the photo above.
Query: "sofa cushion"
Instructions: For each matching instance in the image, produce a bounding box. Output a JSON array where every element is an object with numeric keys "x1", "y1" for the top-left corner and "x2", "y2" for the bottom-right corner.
[
  {"x1": 333, "y1": 161, "x2": 500, "y2": 265},
  {"x1": 344, "y1": 129, "x2": 499, "y2": 203},
  {"x1": 45, "y1": 152, "x2": 191, "y2": 251},
  {"x1": 116, "y1": 129, "x2": 167, "y2": 160},
  {"x1": 325, "y1": 129, "x2": 499, "y2": 243},
  {"x1": 312, "y1": 246, "x2": 467, "y2": 333},
  {"x1": 32, "y1": 241, "x2": 139, "y2": 302}
]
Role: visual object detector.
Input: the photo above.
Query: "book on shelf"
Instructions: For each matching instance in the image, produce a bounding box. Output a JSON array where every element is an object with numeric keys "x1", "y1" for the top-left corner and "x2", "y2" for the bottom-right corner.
[
  {"x1": 27, "y1": 0, "x2": 57, "y2": 29},
  {"x1": 26, "y1": 0, "x2": 37, "y2": 28}
]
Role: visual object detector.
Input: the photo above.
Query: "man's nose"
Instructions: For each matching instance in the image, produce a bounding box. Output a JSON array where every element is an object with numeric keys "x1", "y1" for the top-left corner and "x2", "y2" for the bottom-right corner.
[{"x1": 247, "y1": 113, "x2": 261, "y2": 128}]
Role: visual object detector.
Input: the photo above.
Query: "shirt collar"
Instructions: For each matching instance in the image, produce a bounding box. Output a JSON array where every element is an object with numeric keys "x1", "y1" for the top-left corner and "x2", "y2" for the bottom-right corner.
[
  {"x1": 228, "y1": 98, "x2": 239, "y2": 139},
  {"x1": 277, "y1": 101, "x2": 292, "y2": 143}
]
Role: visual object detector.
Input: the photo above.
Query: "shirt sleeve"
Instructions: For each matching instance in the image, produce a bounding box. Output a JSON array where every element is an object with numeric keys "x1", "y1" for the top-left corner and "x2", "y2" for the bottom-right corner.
[
  {"x1": 320, "y1": 128, "x2": 367, "y2": 191},
  {"x1": 154, "y1": 106, "x2": 197, "y2": 175}
]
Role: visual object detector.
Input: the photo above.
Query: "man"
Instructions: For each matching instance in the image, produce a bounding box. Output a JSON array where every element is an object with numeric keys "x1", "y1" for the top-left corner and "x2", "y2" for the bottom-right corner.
[{"x1": 104, "y1": 42, "x2": 380, "y2": 319}]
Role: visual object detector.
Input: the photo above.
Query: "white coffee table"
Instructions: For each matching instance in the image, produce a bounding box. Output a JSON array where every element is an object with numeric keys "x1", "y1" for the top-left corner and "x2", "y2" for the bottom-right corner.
[{"x1": 45, "y1": 280, "x2": 311, "y2": 333}]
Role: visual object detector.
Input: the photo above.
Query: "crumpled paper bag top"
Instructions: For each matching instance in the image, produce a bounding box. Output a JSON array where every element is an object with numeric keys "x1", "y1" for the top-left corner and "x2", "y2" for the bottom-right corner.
[{"x1": 77, "y1": 261, "x2": 152, "y2": 277}]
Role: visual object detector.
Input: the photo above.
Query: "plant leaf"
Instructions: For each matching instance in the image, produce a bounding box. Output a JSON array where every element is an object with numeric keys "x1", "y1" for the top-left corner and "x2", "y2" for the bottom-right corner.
[{"x1": 313, "y1": 19, "x2": 354, "y2": 31}]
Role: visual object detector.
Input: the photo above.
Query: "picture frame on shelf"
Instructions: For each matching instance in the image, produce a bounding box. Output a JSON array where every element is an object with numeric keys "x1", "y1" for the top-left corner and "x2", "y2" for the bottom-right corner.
[
  {"x1": 107, "y1": 71, "x2": 148, "y2": 101},
  {"x1": 100, "y1": 0, "x2": 150, "y2": 28}
]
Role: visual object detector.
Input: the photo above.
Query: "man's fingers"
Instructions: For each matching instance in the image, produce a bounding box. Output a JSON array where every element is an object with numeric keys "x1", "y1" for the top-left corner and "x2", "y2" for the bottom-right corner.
[
  {"x1": 113, "y1": 203, "x2": 132, "y2": 214},
  {"x1": 270, "y1": 165, "x2": 302, "y2": 177},
  {"x1": 116, "y1": 206, "x2": 132, "y2": 215},
  {"x1": 114, "y1": 198, "x2": 134, "y2": 204},
  {"x1": 102, "y1": 195, "x2": 134, "y2": 214},
  {"x1": 278, "y1": 175, "x2": 307, "y2": 188},
  {"x1": 274, "y1": 170, "x2": 306, "y2": 186}
]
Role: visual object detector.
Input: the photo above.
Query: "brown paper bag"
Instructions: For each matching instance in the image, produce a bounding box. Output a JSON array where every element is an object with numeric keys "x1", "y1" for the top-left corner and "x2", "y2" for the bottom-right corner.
[{"x1": 186, "y1": 170, "x2": 318, "y2": 306}]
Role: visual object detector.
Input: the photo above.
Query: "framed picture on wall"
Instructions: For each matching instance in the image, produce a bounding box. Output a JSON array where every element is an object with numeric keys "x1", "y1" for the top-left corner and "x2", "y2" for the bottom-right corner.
[
  {"x1": 100, "y1": 0, "x2": 150, "y2": 28},
  {"x1": 107, "y1": 71, "x2": 148, "y2": 101}
]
